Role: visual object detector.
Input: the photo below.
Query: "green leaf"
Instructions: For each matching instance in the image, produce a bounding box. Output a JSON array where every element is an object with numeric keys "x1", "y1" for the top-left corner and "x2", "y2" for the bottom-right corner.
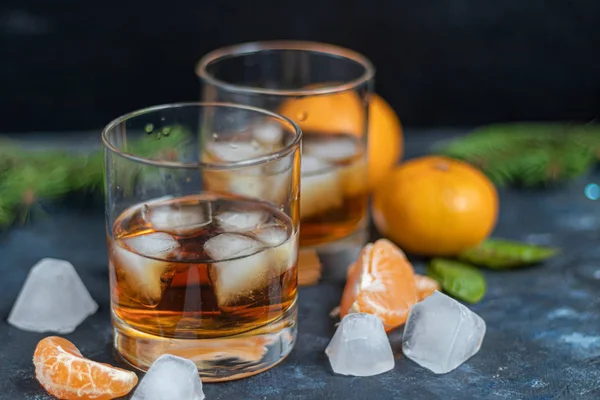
[
  {"x1": 458, "y1": 238, "x2": 559, "y2": 269},
  {"x1": 427, "y1": 259, "x2": 486, "y2": 304}
]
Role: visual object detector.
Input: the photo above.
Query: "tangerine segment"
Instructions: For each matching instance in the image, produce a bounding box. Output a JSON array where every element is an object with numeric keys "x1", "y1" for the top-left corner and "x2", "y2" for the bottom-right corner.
[
  {"x1": 34, "y1": 336, "x2": 138, "y2": 400},
  {"x1": 340, "y1": 239, "x2": 418, "y2": 331},
  {"x1": 414, "y1": 274, "x2": 440, "y2": 301}
]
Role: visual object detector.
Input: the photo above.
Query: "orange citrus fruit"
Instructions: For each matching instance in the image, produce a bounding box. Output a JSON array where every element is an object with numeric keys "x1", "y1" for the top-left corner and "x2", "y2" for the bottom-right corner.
[
  {"x1": 372, "y1": 156, "x2": 499, "y2": 257},
  {"x1": 279, "y1": 89, "x2": 364, "y2": 136},
  {"x1": 279, "y1": 92, "x2": 403, "y2": 191},
  {"x1": 34, "y1": 336, "x2": 138, "y2": 400},
  {"x1": 339, "y1": 239, "x2": 418, "y2": 331},
  {"x1": 414, "y1": 274, "x2": 440, "y2": 301}
]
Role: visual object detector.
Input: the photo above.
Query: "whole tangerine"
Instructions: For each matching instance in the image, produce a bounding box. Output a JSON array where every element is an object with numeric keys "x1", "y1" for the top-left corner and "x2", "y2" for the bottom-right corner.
[
  {"x1": 372, "y1": 156, "x2": 499, "y2": 257},
  {"x1": 279, "y1": 92, "x2": 403, "y2": 191}
]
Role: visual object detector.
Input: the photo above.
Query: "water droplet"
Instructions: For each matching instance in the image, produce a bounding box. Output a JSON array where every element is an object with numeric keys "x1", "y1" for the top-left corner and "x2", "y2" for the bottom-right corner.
[
  {"x1": 161, "y1": 127, "x2": 171, "y2": 137},
  {"x1": 141, "y1": 204, "x2": 150, "y2": 220},
  {"x1": 296, "y1": 111, "x2": 308, "y2": 122},
  {"x1": 144, "y1": 123, "x2": 154, "y2": 134},
  {"x1": 250, "y1": 139, "x2": 260, "y2": 150},
  {"x1": 584, "y1": 183, "x2": 599, "y2": 200}
]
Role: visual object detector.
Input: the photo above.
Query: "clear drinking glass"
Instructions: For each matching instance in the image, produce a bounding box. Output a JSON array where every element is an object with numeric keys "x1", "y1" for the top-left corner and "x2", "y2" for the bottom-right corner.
[
  {"x1": 197, "y1": 41, "x2": 374, "y2": 265},
  {"x1": 102, "y1": 102, "x2": 301, "y2": 381}
]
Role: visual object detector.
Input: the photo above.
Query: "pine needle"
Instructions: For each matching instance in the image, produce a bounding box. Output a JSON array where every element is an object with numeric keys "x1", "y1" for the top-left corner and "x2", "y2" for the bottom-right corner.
[{"x1": 436, "y1": 123, "x2": 600, "y2": 187}]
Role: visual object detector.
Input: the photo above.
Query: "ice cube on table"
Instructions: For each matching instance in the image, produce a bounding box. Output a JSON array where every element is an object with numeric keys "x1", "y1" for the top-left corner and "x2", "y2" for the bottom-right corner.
[
  {"x1": 300, "y1": 156, "x2": 344, "y2": 218},
  {"x1": 112, "y1": 232, "x2": 180, "y2": 307},
  {"x1": 146, "y1": 202, "x2": 212, "y2": 235},
  {"x1": 325, "y1": 313, "x2": 395, "y2": 376},
  {"x1": 131, "y1": 354, "x2": 204, "y2": 400},
  {"x1": 8, "y1": 258, "x2": 98, "y2": 333},
  {"x1": 402, "y1": 291, "x2": 486, "y2": 374},
  {"x1": 215, "y1": 210, "x2": 269, "y2": 232},
  {"x1": 204, "y1": 233, "x2": 272, "y2": 305}
]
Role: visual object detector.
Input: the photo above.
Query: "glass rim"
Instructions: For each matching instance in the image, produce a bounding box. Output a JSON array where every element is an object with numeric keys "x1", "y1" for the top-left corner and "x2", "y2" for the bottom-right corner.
[
  {"x1": 196, "y1": 40, "x2": 375, "y2": 97},
  {"x1": 101, "y1": 101, "x2": 302, "y2": 170}
]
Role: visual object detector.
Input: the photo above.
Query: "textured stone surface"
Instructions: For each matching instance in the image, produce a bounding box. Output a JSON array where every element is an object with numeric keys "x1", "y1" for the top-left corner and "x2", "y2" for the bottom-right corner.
[{"x1": 0, "y1": 130, "x2": 599, "y2": 399}]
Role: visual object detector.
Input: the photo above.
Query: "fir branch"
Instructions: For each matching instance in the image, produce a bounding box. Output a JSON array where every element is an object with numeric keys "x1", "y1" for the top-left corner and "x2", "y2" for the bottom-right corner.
[
  {"x1": 0, "y1": 125, "x2": 191, "y2": 230},
  {"x1": 436, "y1": 123, "x2": 600, "y2": 187}
]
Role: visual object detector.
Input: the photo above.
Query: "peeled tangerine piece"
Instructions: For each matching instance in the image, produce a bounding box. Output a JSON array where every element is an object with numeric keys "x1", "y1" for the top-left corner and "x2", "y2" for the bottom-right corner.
[
  {"x1": 113, "y1": 232, "x2": 180, "y2": 307},
  {"x1": 204, "y1": 233, "x2": 271, "y2": 306},
  {"x1": 146, "y1": 201, "x2": 212, "y2": 235},
  {"x1": 215, "y1": 210, "x2": 269, "y2": 232},
  {"x1": 131, "y1": 354, "x2": 204, "y2": 400},
  {"x1": 34, "y1": 336, "x2": 138, "y2": 400},
  {"x1": 8, "y1": 258, "x2": 98, "y2": 334},
  {"x1": 300, "y1": 155, "x2": 344, "y2": 218},
  {"x1": 325, "y1": 313, "x2": 395, "y2": 377},
  {"x1": 402, "y1": 291, "x2": 486, "y2": 374}
]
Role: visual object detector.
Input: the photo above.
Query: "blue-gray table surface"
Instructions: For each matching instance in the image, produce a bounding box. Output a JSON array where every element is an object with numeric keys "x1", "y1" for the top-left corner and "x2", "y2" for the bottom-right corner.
[{"x1": 1, "y1": 129, "x2": 599, "y2": 400}]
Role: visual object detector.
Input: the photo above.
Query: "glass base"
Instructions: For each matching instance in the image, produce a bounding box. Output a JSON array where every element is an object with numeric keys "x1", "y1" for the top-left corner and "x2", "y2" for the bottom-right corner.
[
  {"x1": 301, "y1": 225, "x2": 368, "y2": 282},
  {"x1": 112, "y1": 303, "x2": 297, "y2": 382}
]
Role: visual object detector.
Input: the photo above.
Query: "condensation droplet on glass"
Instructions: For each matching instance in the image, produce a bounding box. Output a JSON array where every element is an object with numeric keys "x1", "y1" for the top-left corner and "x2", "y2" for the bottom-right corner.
[
  {"x1": 144, "y1": 123, "x2": 154, "y2": 134},
  {"x1": 250, "y1": 139, "x2": 260, "y2": 150},
  {"x1": 296, "y1": 111, "x2": 308, "y2": 122},
  {"x1": 141, "y1": 204, "x2": 150, "y2": 221}
]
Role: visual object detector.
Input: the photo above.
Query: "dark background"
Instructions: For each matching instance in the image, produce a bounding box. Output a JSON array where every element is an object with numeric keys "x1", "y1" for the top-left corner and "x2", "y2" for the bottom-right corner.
[{"x1": 2, "y1": 0, "x2": 600, "y2": 133}]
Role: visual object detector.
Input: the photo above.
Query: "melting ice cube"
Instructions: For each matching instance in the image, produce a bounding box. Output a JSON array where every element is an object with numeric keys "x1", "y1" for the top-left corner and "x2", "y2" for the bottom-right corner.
[
  {"x1": 300, "y1": 156, "x2": 343, "y2": 218},
  {"x1": 131, "y1": 354, "x2": 204, "y2": 400},
  {"x1": 255, "y1": 225, "x2": 288, "y2": 247},
  {"x1": 207, "y1": 141, "x2": 268, "y2": 162},
  {"x1": 204, "y1": 233, "x2": 271, "y2": 305},
  {"x1": 112, "y1": 232, "x2": 180, "y2": 307},
  {"x1": 325, "y1": 313, "x2": 394, "y2": 376},
  {"x1": 303, "y1": 135, "x2": 360, "y2": 162},
  {"x1": 146, "y1": 201, "x2": 212, "y2": 235},
  {"x1": 253, "y1": 122, "x2": 284, "y2": 147},
  {"x1": 402, "y1": 291, "x2": 486, "y2": 374},
  {"x1": 8, "y1": 258, "x2": 98, "y2": 333},
  {"x1": 215, "y1": 210, "x2": 269, "y2": 232},
  {"x1": 255, "y1": 226, "x2": 298, "y2": 274}
]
